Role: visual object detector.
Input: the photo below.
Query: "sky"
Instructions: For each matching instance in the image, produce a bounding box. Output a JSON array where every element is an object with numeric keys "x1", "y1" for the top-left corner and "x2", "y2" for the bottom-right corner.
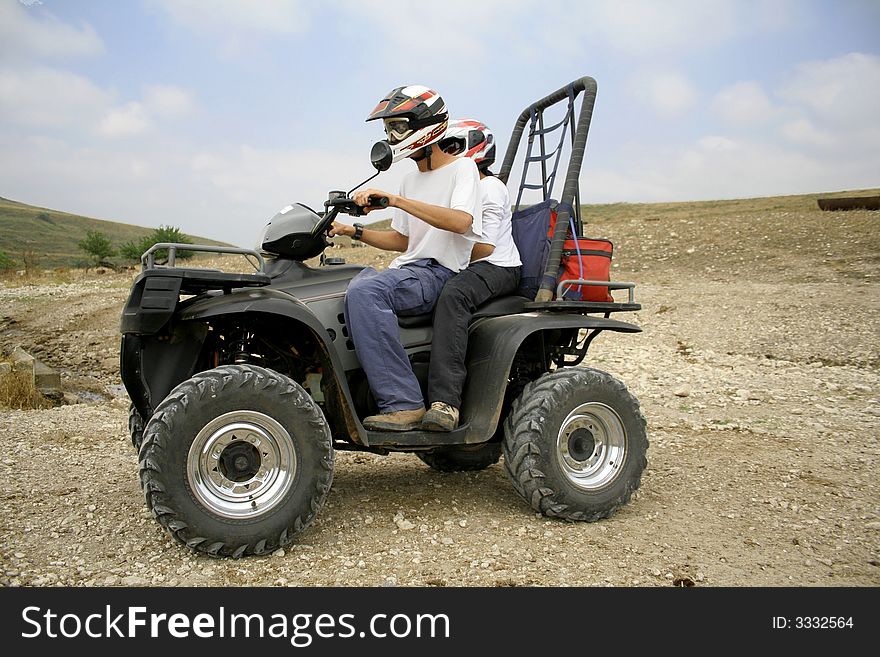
[{"x1": 1, "y1": 0, "x2": 878, "y2": 247}]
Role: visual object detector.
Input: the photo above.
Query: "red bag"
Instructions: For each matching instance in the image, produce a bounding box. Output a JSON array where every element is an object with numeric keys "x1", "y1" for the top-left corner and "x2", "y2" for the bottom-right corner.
[
  {"x1": 558, "y1": 237, "x2": 613, "y2": 302},
  {"x1": 547, "y1": 206, "x2": 613, "y2": 302}
]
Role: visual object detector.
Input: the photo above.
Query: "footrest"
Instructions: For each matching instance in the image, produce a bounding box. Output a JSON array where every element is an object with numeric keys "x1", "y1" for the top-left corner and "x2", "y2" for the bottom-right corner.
[
  {"x1": 523, "y1": 300, "x2": 640, "y2": 313},
  {"x1": 364, "y1": 426, "x2": 470, "y2": 448}
]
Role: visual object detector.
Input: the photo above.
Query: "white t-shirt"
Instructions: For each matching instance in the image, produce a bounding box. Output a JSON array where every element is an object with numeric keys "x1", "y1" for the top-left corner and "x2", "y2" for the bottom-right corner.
[
  {"x1": 474, "y1": 175, "x2": 522, "y2": 268},
  {"x1": 389, "y1": 157, "x2": 482, "y2": 272}
]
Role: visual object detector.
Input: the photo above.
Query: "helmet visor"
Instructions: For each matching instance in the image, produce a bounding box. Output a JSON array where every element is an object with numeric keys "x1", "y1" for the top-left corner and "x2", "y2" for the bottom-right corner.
[
  {"x1": 468, "y1": 129, "x2": 488, "y2": 151},
  {"x1": 383, "y1": 118, "x2": 412, "y2": 144},
  {"x1": 438, "y1": 136, "x2": 465, "y2": 156}
]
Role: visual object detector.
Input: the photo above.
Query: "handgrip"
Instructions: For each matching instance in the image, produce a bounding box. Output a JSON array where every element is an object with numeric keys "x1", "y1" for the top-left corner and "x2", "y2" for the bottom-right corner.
[{"x1": 368, "y1": 195, "x2": 389, "y2": 208}]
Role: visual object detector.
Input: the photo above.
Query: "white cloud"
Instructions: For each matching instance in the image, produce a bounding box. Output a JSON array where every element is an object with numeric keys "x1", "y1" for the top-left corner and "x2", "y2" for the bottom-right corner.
[
  {"x1": 143, "y1": 84, "x2": 197, "y2": 118},
  {"x1": 332, "y1": 0, "x2": 534, "y2": 83},
  {"x1": 0, "y1": 0, "x2": 103, "y2": 60},
  {"x1": 751, "y1": 0, "x2": 802, "y2": 31},
  {"x1": 770, "y1": 52, "x2": 880, "y2": 154},
  {"x1": 636, "y1": 72, "x2": 699, "y2": 116},
  {"x1": 98, "y1": 102, "x2": 151, "y2": 138},
  {"x1": 188, "y1": 144, "x2": 409, "y2": 211},
  {"x1": 781, "y1": 118, "x2": 835, "y2": 148},
  {"x1": 778, "y1": 52, "x2": 880, "y2": 127},
  {"x1": 581, "y1": 134, "x2": 877, "y2": 204},
  {"x1": 0, "y1": 66, "x2": 112, "y2": 128},
  {"x1": 147, "y1": 0, "x2": 311, "y2": 44},
  {"x1": 0, "y1": 66, "x2": 198, "y2": 140},
  {"x1": 697, "y1": 136, "x2": 738, "y2": 152},
  {"x1": 561, "y1": 0, "x2": 799, "y2": 57},
  {"x1": 712, "y1": 81, "x2": 777, "y2": 124},
  {"x1": 0, "y1": 133, "x2": 165, "y2": 226},
  {"x1": 146, "y1": 0, "x2": 314, "y2": 56},
  {"x1": 581, "y1": 0, "x2": 740, "y2": 55},
  {"x1": 345, "y1": 0, "x2": 515, "y2": 60}
]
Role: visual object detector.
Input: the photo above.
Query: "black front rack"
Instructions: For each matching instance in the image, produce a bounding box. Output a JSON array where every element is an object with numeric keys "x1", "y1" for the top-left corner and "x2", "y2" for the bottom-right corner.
[{"x1": 139, "y1": 242, "x2": 270, "y2": 295}]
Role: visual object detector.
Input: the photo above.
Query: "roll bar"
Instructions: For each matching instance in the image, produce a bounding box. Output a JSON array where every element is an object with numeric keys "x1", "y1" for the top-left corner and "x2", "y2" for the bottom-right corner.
[{"x1": 498, "y1": 76, "x2": 598, "y2": 302}]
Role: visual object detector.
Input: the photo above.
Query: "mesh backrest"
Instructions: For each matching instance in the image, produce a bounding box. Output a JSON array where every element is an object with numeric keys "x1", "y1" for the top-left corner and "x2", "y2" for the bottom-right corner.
[{"x1": 510, "y1": 199, "x2": 555, "y2": 299}]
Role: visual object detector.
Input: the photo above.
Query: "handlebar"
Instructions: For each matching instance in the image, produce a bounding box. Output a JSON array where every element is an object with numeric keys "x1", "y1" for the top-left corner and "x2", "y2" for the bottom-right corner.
[
  {"x1": 325, "y1": 194, "x2": 389, "y2": 217},
  {"x1": 311, "y1": 192, "x2": 390, "y2": 237}
]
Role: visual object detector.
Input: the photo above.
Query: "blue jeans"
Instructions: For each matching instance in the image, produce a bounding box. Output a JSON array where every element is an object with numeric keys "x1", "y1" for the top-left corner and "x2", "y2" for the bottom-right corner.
[{"x1": 344, "y1": 259, "x2": 453, "y2": 413}]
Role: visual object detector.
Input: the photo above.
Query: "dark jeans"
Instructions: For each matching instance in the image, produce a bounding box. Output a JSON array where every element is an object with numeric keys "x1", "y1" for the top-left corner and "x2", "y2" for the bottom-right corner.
[
  {"x1": 427, "y1": 261, "x2": 521, "y2": 409},
  {"x1": 344, "y1": 259, "x2": 453, "y2": 413}
]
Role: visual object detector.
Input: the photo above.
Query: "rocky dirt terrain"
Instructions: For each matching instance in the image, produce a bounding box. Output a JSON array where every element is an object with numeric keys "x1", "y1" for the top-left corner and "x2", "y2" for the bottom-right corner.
[{"x1": 1, "y1": 190, "x2": 878, "y2": 587}]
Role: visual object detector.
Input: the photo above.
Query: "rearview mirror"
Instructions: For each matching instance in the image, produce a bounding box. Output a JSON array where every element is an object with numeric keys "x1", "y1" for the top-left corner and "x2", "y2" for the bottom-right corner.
[{"x1": 370, "y1": 141, "x2": 393, "y2": 171}]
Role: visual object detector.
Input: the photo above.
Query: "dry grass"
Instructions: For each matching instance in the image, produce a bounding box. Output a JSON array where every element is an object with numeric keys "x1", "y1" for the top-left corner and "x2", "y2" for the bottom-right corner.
[
  {"x1": 0, "y1": 265, "x2": 137, "y2": 288},
  {"x1": 0, "y1": 360, "x2": 47, "y2": 410}
]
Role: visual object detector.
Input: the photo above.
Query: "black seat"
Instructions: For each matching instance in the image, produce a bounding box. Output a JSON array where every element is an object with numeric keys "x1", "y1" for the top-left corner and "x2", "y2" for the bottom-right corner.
[
  {"x1": 472, "y1": 295, "x2": 529, "y2": 319},
  {"x1": 398, "y1": 311, "x2": 434, "y2": 328},
  {"x1": 397, "y1": 295, "x2": 529, "y2": 328}
]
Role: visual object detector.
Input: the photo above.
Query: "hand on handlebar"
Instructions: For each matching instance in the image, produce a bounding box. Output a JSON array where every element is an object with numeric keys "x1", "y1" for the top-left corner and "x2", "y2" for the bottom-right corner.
[
  {"x1": 328, "y1": 222, "x2": 355, "y2": 238},
  {"x1": 352, "y1": 188, "x2": 393, "y2": 213}
]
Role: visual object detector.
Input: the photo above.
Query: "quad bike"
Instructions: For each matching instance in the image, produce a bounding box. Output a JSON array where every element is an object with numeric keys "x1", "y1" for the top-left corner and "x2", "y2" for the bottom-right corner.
[{"x1": 120, "y1": 76, "x2": 648, "y2": 558}]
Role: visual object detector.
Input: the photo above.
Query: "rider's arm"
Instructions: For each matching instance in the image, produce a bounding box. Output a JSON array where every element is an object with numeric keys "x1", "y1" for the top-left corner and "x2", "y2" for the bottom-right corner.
[
  {"x1": 329, "y1": 223, "x2": 408, "y2": 252},
  {"x1": 352, "y1": 188, "x2": 474, "y2": 234},
  {"x1": 391, "y1": 196, "x2": 474, "y2": 234},
  {"x1": 469, "y1": 178, "x2": 502, "y2": 262}
]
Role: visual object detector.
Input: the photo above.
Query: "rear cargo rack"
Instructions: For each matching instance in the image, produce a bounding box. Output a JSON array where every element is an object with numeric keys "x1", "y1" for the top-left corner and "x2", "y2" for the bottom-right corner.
[
  {"x1": 138, "y1": 243, "x2": 270, "y2": 296},
  {"x1": 523, "y1": 281, "x2": 640, "y2": 313},
  {"x1": 141, "y1": 243, "x2": 266, "y2": 272}
]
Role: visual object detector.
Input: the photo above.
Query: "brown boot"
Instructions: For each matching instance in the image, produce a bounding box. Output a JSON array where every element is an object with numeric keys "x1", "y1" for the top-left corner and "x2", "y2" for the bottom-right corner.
[
  {"x1": 421, "y1": 402, "x2": 460, "y2": 432},
  {"x1": 363, "y1": 407, "x2": 426, "y2": 432}
]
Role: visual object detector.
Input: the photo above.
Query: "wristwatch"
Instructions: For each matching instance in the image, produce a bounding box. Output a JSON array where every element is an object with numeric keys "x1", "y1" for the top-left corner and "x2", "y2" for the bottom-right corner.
[{"x1": 352, "y1": 223, "x2": 364, "y2": 241}]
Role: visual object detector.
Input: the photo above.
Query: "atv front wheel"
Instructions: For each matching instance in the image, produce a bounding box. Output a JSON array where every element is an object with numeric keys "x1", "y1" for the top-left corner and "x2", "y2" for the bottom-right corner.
[
  {"x1": 138, "y1": 365, "x2": 333, "y2": 557},
  {"x1": 503, "y1": 367, "x2": 647, "y2": 521},
  {"x1": 416, "y1": 442, "x2": 502, "y2": 472},
  {"x1": 129, "y1": 403, "x2": 145, "y2": 451}
]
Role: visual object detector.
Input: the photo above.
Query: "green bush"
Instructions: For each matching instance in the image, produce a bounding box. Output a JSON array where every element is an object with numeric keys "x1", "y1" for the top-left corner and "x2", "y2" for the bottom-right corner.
[
  {"x1": 119, "y1": 239, "x2": 148, "y2": 261},
  {"x1": 120, "y1": 225, "x2": 194, "y2": 263},
  {"x1": 0, "y1": 249, "x2": 15, "y2": 271},
  {"x1": 77, "y1": 229, "x2": 116, "y2": 265}
]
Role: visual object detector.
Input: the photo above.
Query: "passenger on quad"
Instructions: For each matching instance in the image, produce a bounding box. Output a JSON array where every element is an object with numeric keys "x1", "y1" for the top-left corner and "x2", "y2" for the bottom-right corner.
[
  {"x1": 329, "y1": 85, "x2": 483, "y2": 432},
  {"x1": 422, "y1": 119, "x2": 522, "y2": 432}
]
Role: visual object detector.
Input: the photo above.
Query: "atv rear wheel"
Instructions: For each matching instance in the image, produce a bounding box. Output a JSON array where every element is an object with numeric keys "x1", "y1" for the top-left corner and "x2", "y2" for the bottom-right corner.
[
  {"x1": 503, "y1": 367, "x2": 647, "y2": 521},
  {"x1": 416, "y1": 442, "x2": 502, "y2": 472},
  {"x1": 138, "y1": 364, "x2": 333, "y2": 558}
]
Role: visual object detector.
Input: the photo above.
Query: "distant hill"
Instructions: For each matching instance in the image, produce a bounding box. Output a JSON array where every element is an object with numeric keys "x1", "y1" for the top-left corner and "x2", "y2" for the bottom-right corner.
[
  {"x1": 350, "y1": 186, "x2": 880, "y2": 231},
  {"x1": 0, "y1": 197, "x2": 227, "y2": 269}
]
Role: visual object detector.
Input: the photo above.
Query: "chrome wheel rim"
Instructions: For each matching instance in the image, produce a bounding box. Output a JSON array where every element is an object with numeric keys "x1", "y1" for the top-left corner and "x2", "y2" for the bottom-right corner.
[
  {"x1": 556, "y1": 402, "x2": 626, "y2": 490},
  {"x1": 187, "y1": 411, "x2": 296, "y2": 519}
]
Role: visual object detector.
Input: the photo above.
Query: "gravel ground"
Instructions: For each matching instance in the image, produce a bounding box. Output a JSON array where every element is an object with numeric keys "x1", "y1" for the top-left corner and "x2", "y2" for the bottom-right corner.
[{"x1": 1, "y1": 195, "x2": 878, "y2": 587}]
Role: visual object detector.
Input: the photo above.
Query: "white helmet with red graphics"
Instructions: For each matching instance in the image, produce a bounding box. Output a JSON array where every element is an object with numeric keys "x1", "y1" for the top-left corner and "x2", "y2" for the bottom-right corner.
[
  {"x1": 366, "y1": 85, "x2": 448, "y2": 163},
  {"x1": 439, "y1": 118, "x2": 496, "y2": 171}
]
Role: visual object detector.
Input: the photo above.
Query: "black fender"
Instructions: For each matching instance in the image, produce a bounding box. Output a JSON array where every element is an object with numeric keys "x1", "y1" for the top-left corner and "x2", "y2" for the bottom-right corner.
[
  {"x1": 121, "y1": 324, "x2": 208, "y2": 424},
  {"x1": 460, "y1": 313, "x2": 641, "y2": 443},
  {"x1": 126, "y1": 288, "x2": 368, "y2": 444},
  {"x1": 179, "y1": 288, "x2": 367, "y2": 443}
]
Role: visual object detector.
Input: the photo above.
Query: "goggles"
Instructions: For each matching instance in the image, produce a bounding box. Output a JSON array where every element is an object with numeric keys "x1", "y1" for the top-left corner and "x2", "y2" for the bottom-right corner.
[{"x1": 383, "y1": 118, "x2": 412, "y2": 144}]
